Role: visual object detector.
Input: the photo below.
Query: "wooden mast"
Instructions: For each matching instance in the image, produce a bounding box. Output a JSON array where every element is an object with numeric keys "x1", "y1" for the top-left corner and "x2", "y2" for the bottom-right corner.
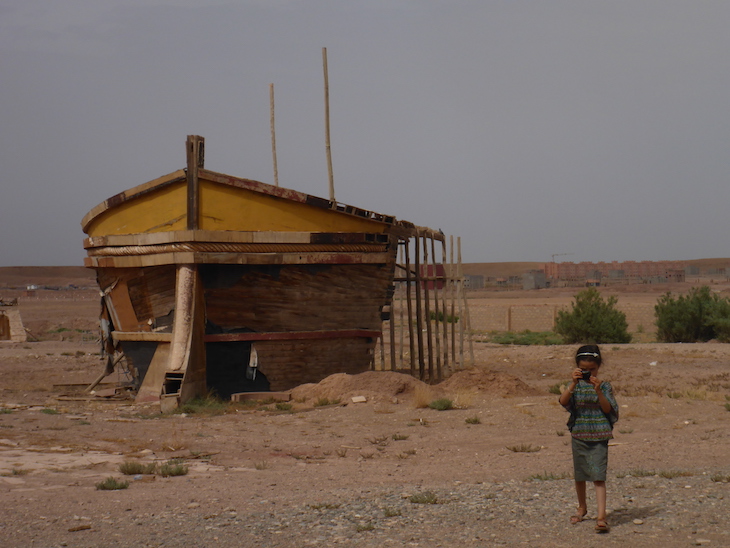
[
  {"x1": 323, "y1": 47, "x2": 335, "y2": 202},
  {"x1": 270, "y1": 83, "x2": 279, "y2": 187}
]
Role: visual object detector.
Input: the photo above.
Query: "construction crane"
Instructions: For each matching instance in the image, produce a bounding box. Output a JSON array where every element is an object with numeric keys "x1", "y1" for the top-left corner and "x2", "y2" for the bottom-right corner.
[{"x1": 551, "y1": 253, "x2": 573, "y2": 262}]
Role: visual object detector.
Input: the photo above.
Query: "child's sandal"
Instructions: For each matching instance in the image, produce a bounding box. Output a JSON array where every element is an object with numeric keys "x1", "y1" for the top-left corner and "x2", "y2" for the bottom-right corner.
[
  {"x1": 595, "y1": 518, "x2": 610, "y2": 533},
  {"x1": 570, "y1": 507, "x2": 587, "y2": 524}
]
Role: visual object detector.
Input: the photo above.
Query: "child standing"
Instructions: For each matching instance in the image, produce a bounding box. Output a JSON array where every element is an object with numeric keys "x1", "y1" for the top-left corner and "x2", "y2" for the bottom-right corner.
[{"x1": 558, "y1": 344, "x2": 618, "y2": 533}]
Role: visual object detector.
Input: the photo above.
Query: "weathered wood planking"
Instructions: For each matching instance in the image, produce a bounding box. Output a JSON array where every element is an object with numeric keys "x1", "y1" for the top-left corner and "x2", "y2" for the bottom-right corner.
[
  {"x1": 203, "y1": 264, "x2": 394, "y2": 333},
  {"x1": 80, "y1": 135, "x2": 438, "y2": 407}
]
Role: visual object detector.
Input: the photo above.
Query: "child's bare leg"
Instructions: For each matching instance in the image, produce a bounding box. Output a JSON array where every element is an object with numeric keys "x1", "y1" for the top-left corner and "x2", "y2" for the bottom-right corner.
[
  {"x1": 575, "y1": 481, "x2": 587, "y2": 511},
  {"x1": 594, "y1": 481, "x2": 607, "y2": 519}
]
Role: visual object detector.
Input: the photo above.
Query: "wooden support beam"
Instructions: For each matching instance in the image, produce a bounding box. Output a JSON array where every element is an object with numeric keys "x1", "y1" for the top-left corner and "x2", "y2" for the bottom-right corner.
[{"x1": 186, "y1": 135, "x2": 204, "y2": 231}]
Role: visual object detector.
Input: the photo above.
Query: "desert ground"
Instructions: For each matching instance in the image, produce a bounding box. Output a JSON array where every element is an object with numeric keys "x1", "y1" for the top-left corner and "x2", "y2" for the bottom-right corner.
[{"x1": 0, "y1": 266, "x2": 729, "y2": 547}]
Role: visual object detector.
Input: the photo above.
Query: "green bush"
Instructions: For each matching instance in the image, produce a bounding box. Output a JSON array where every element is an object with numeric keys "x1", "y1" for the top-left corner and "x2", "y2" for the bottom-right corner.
[
  {"x1": 655, "y1": 286, "x2": 730, "y2": 342},
  {"x1": 428, "y1": 310, "x2": 459, "y2": 323},
  {"x1": 554, "y1": 288, "x2": 631, "y2": 344},
  {"x1": 428, "y1": 398, "x2": 454, "y2": 411}
]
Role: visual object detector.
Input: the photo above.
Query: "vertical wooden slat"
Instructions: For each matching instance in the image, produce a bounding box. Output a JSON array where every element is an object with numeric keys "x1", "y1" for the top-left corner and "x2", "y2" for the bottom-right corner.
[
  {"x1": 440, "y1": 236, "x2": 449, "y2": 375},
  {"x1": 413, "y1": 232, "x2": 425, "y2": 380},
  {"x1": 431, "y1": 236, "x2": 442, "y2": 382},
  {"x1": 449, "y1": 235, "x2": 452, "y2": 367},
  {"x1": 457, "y1": 236, "x2": 465, "y2": 368},
  {"x1": 422, "y1": 236, "x2": 433, "y2": 381},
  {"x1": 459, "y1": 236, "x2": 474, "y2": 366},
  {"x1": 389, "y1": 283, "x2": 396, "y2": 371},
  {"x1": 404, "y1": 239, "x2": 416, "y2": 377},
  {"x1": 398, "y1": 243, "x2": 406, "y2": 368}
]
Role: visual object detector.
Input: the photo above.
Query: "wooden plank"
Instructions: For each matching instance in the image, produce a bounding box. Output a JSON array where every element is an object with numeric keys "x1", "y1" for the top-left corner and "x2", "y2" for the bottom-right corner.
[
  {"x1": 112, "y1": 332, "x2": 173, "y2": 342},
  {"x1": 85, "y1": 252, "x2": 392, "y2": 269},
  {"x1": 196, "y1": 179, "x2": 389, "y2": 234},
  {"x1": 85, "y1": 181, "x2": 188, "y2": 237},
  {"x1": 106, "y1": 278, "x2": 149, "y2": 332},
  {"x1": 81, "y1": 170, "x2": 186, "y2": 232},
  {"x1": 204, "y1": 330, "x2": 380, "y2": 342},
  {"x1": 85, "y1": 230, "x2": 322, "y2": 248},
  {"x1": 135, "y1": 343, "x2": 171, "y2": 402}
]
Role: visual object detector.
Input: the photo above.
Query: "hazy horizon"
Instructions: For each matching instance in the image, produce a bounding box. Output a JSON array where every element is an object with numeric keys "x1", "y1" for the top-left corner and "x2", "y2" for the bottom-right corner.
[{"x1": 3, "y1": 1, "x2": 730, "y2": 267}]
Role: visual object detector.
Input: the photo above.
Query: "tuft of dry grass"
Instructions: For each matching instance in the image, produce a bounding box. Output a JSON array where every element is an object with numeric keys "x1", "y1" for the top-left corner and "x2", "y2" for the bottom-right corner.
[
  {"x1": 95, "y1": 477, "x2": 129, "y2": 490},
  {"x1": 506, "y1": 444, "x2": 541, "y2": 453},
  {"x1": 451, "y1": 389, "x2": 475, "y2": 409},
  {"x1": 158, "y1": 460, "x2": 188, "y2": 477},
  {"x1": 119, "y1": 461, "x2": 157, "y2": 475},
  {"x1": 409, "y1": 491, "x2": 438, "y2": 504},
  {"x1": 412, "y1": 384, "x2": 434, "y2": 409}
]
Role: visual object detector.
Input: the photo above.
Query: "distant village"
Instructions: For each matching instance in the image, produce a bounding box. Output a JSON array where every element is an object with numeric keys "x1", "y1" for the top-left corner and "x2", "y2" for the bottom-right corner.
[{"x1": 465, "y1": 260, "x2": 726, "y2": 290}]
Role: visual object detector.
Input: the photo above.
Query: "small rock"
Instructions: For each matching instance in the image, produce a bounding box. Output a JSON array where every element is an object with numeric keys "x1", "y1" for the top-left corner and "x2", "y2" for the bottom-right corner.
[{"x1": 633, "y1": 519, "x2": 644, "y2": 525}]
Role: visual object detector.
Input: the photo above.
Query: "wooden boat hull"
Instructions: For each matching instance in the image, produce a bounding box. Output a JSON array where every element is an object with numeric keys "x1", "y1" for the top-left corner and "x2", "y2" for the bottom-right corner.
[{"x1": 82, "y1": 136, "x2": 422, "y2": 407}]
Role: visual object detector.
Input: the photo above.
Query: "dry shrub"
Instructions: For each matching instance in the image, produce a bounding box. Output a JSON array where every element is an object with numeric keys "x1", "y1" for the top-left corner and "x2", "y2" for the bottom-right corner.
[
  {"x1": 413, "y1": 384, "x2": 434, "y2": 408},
  {"x1": 451, "y1": 388, "x2": 475, "y2": 409}
]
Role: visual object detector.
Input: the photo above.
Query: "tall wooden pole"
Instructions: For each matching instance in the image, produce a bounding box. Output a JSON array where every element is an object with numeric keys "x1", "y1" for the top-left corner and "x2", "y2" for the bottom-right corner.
[
  {"x1": 322, "y1": 47, "x2": 335, "y2": 202},
  {"x1": 269, "y1": 83, "x2": 279, "y2": 187}
]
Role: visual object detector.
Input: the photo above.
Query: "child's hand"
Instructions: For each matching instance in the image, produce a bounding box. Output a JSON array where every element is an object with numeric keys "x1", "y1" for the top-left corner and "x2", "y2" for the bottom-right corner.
[
  {"x1": 589, "y1": 374, "x2": 602, "y2": 390},
  {"x1": 571, "y1": 368, "x2": 583, "y2": 382}
]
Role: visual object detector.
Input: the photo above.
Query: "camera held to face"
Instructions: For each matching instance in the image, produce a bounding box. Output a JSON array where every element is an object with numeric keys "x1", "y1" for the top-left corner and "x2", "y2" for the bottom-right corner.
[{"x1": 581, "y1": 370, "x2": 592, "y2": 382}]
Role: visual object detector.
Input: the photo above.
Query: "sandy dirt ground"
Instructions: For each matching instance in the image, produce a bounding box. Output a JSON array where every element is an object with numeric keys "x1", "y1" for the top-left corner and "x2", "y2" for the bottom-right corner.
[{"x1": 1, "y1": 276, "x2": 729, "y2": 547}]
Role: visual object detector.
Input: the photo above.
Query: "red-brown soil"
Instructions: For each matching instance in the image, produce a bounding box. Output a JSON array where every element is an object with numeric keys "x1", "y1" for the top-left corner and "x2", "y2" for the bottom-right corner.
[{"x1": 0, "y1": 266, "x2": 729, "y2": 547}]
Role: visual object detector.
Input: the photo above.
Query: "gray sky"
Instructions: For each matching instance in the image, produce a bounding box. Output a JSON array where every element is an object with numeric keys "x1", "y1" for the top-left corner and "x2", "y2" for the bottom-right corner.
[{"x1": 2, "y1": 1, "x2": 730, "y2": 267}]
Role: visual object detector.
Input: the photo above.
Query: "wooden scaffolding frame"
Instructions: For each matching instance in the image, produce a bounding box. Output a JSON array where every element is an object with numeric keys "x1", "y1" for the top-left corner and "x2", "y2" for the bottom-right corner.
[{"x1": 374, "y1": 232, "x2": 473, "y2": 382}]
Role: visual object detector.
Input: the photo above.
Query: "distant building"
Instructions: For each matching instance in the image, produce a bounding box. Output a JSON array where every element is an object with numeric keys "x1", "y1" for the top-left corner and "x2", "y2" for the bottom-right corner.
[
  {"x1": 544, "y1": 260, "x2": 689, "y2": 281},
  {"x1": 523, "y1": 270, "x2": 547, "y2": 290},
  {"x1": 464, "y1": 274, "x2": 484, "y2": 289}
]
